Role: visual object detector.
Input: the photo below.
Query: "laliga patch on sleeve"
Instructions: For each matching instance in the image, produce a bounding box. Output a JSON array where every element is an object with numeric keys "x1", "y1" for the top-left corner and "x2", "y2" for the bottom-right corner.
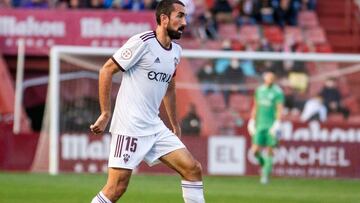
[{"x1": 121, "y1": 48, "x2": 132, "y2": 60}]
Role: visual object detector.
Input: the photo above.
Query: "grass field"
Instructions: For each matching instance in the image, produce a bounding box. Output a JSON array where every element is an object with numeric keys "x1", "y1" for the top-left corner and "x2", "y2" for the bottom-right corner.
[{"x1": 1, "y1": 172, "x2": 360, "y2": 203}]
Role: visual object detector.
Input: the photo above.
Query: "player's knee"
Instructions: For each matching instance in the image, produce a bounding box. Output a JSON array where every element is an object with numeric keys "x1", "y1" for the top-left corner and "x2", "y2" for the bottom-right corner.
[
  {"x1": 183, "y1": 160, "x2": 203, "y2": 179},
  {"x1": 192, "y1": 160, "x2": 203, "y2": 175}
]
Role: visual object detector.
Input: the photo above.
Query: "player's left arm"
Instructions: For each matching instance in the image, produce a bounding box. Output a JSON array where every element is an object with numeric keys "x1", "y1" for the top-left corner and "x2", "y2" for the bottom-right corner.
[
  {"x1": 163, "y1": 78, "x2": 181, "y2": 138},
  {"x1": 276, "y1": 102, "x2": 284, "y2": 121}
]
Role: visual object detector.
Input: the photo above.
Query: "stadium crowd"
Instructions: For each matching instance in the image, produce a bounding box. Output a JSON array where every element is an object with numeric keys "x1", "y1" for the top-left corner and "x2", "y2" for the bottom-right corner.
[{"x1": 1, "y1": 0, "x2": 357, "y2": 134}]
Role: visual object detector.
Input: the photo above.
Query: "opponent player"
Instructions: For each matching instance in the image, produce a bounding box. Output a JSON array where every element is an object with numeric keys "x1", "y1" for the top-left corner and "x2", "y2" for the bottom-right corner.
[
  {"x1": 89, "y1": 0, "x2": 205, "y2": 202},
  {"x1": 247, "y1": 70, "x2": 284, "y2": 184}
]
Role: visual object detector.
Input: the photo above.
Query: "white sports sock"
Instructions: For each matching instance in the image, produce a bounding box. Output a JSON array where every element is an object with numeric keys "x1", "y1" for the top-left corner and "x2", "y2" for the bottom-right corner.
[
  {"x1": 91, "y1": 191, "x2": 112, "y2": 203},
  {"x1": 181, "y1": 180, "x2": 205, "y2": 203}
]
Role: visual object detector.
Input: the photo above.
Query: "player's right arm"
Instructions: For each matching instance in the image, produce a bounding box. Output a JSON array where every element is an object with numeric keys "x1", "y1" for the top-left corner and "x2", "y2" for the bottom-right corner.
[
  {"x1": 90, "y1": 59, "x2": 120, "y2": 135},
  {"x1": 90, "y1": 34, "x2": 146, "y2": 134},
  {"x1": 250, "y1": 99, "x2": 257, "y2": 120}
]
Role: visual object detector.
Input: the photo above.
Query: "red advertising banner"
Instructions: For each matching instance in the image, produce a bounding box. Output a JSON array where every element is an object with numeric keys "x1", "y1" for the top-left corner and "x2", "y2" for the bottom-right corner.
[
  {"x1": 0, "y1": 9, "x2": 156, "y2": 55},
  {"x1": 58, "y1": 121, "x2": 360, "y2": 178},
  {"x1": 242, "y1": 121, "x2": 360, "y2": 178}
]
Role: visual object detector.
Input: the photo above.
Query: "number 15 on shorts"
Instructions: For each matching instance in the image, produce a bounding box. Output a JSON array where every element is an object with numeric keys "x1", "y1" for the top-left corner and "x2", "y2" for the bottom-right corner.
[{"x1": 114, "y1": 135, "x2": 138, "y2": 163}]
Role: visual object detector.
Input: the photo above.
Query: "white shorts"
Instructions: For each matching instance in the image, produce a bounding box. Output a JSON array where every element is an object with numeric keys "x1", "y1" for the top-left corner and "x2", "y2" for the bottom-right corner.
[{"x1": 108, "y1": 127, "x2": 186, "y2": 169}]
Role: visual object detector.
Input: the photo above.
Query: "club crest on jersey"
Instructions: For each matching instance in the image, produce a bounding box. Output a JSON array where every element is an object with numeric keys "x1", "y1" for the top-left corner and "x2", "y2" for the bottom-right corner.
[
  {"x1": 123, "y1": 154, "x2": 130, "y2": 163},
  {"x1": 121, "y1": 48, "x2": 132, "y2": 60}
]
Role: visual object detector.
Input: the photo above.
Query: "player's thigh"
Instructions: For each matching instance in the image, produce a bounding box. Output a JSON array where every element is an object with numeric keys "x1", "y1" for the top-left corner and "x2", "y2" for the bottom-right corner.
[
  {"x1": 265, "y1": 132, "x2": 277, "y2": 147},
  {"x1": 253, "y1": 129, "x2": 267, "y2": 146},
  {"x1": 143, "y1": 127, "x2": 186, "y2": 167}
]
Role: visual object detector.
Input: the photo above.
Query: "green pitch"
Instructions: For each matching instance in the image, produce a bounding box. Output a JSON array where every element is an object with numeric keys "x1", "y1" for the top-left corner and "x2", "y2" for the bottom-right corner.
[{"x1": 0, "y1": 172, "x2": 360, "y2": 203}]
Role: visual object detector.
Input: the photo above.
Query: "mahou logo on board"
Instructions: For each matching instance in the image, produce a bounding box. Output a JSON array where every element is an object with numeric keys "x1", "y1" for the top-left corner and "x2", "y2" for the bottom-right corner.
[{"x1": 61, "y1": 133, "x2": 110, "y2": 160}]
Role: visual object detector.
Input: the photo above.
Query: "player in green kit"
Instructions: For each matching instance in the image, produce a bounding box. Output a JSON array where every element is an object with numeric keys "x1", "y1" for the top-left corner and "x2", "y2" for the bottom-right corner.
[{"x1": 247, "y1": 70, "x2": 284, "y2": 184}]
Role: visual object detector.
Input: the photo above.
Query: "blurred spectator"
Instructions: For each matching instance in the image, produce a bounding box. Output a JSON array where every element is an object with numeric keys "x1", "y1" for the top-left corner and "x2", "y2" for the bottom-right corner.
[
  {"x1": 212, "y1": 0, "x2": 233, "y2": 23},
  {"x1": 257, "y1": 0, "x2": 275, "y2": 24},
  {"x1": 320, "y1": 78, "x2": 350, "y2": 119},
  {"x1": 235, "y1": 0, "x2": 258, "y2": 27},
  {"x1": 197, "y1": 62, "x2": 218, "y2": 94},
  {"x1": 299, "y1": 0, "x2": 316, "y2": 10},
  {"x1": 257, "y1": 60, "x2": 284, "y2": 78},
  {"x1": 214, "y1": 39, "x2": 232, "y2": 75},
  {"x1": 274, "y1": 0, "x2": 298, "y2": 27},
  {"x1": 259, "y1": 38, "x2": 273, "y2": 52},
  {"x1": 196, "y1": 10, "x2": 219, "y2": 40},
  {"x1": 120, "y1": 0, "x2": 145, "y2": 10},
  {"x1": 181, "y1": 103, "x2": 201, "y2": 136},
  {"x1": 223, "y1": 59, "x2": 245, "y2": 104},
  {"x1": 287, "y1": 63, "x2": 308, "y2": 93},
  {"x1": 225, "y1": 59, "x2": 244, "y2": 84},
  {"x1": 239, "y1": 44, "x2": 257, "y2": 77},
  {"x1": 198, "y1": 62, "x2": 217, "y2": 82},
  {"x1": 143, "y1": 0, "x2": 157, "y2": 9},
  {"x1": 67, "y1": 0, "x2": 87, "y2": 8},
  {"x1": 283, "y1": 85, "x2": 305, "y2": 115},
  {"x1": 88, "y1": 0, "x2": 104, "y2": 8},
  {"x1": 300, "y1": 94, "x2": 327, "y2": 122},
  {"x1": 0, "y1": 0, "x2": 13, "y2": 7},
  {"x1": 55, "y1": 0, "x2": 69, "y2": 9},
  {"x1": 22, "y1": 0, "x2": 49, "y2": 8},
  {"x1": 240, "y1": 59, "x2": 257, "y2": 77},
  {"x1": 12, "y1": 0, "x2": 21, "y2": 7}
]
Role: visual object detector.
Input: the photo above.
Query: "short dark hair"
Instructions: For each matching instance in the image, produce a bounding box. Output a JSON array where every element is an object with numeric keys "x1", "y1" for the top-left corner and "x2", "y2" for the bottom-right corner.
[{"x1": 155, "y1": 0, "x2": 185, "y2": 25}]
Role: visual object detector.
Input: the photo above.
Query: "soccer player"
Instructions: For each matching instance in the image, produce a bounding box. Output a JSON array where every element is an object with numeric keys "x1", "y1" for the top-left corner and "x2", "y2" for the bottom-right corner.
[
  {"x1": 247, "y1": 70, "x2": 284, "y2": 184},
  {"x1": 89, "y1": 0, "x2": 205, "y2": 202}
]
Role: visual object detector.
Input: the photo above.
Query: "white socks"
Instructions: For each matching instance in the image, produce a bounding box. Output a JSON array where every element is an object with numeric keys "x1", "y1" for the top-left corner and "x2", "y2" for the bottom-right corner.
[
  {"x1": 181, "y1": 180, "x2": 205, "y2": 203},
  {"x1": 91, "y1": 191, "x2": 112, "y2": 203},
  {"x1": 91, "y1": 182, "x2": 205, "y2": 203}
]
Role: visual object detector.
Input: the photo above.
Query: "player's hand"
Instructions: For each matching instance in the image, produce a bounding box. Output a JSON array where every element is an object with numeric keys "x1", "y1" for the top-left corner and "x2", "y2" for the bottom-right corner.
[
  {"x1": 247, "y1": 118, "x2": 256, "y2": 136},
  {"x1": 90, "y1": 113, "x2": 111, "y2": 135},
  {"x1": 270, "y1": 120, "x2": 281, "y2": 139},
  {"x1": 172, "y1": 123, "x2": 182, "y2": 138}
]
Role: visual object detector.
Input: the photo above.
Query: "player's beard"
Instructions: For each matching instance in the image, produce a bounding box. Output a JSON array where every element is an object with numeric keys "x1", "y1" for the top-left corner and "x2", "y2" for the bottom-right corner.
[{"x1": 167, "y1": 26, "x2": 185, "y2": 40}]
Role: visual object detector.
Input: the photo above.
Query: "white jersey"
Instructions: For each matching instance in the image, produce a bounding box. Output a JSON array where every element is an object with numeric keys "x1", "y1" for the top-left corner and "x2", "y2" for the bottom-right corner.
[{"x1": 109, "y1": 31, "x2": 182, "y2": 136}]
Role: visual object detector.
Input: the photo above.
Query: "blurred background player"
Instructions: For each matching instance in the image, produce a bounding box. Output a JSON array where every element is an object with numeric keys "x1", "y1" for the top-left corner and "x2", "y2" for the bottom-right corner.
[
  {"x1": 247, "y1": 70, "x2": 284, "y2": 184},
  {"x1": 89, "y1": 0, "x2": 205, "y2": 202}
]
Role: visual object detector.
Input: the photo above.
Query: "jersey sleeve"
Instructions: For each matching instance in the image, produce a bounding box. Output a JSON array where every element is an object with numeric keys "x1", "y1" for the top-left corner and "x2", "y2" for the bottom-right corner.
[{"x1": 112, "y1": 36, "x2": 147, "y2": 72}]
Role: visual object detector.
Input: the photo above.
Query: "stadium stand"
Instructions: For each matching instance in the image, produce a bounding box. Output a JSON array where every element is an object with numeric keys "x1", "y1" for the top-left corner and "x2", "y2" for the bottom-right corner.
[{"x1": 1, "y1": 0, "x2": 360, "y2": 136}]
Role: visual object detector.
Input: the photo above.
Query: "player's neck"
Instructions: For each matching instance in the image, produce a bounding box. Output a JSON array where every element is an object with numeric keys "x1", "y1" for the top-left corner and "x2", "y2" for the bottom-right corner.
[{"x1": 155, "y1": 28, "x2": 172, "y2": 49}]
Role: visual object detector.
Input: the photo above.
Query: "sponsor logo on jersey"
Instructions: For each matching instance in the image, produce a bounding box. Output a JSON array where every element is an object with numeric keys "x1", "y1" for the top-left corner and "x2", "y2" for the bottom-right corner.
[{"x1": 147, "y1": 71, "x2": 172, "y2": 83}]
